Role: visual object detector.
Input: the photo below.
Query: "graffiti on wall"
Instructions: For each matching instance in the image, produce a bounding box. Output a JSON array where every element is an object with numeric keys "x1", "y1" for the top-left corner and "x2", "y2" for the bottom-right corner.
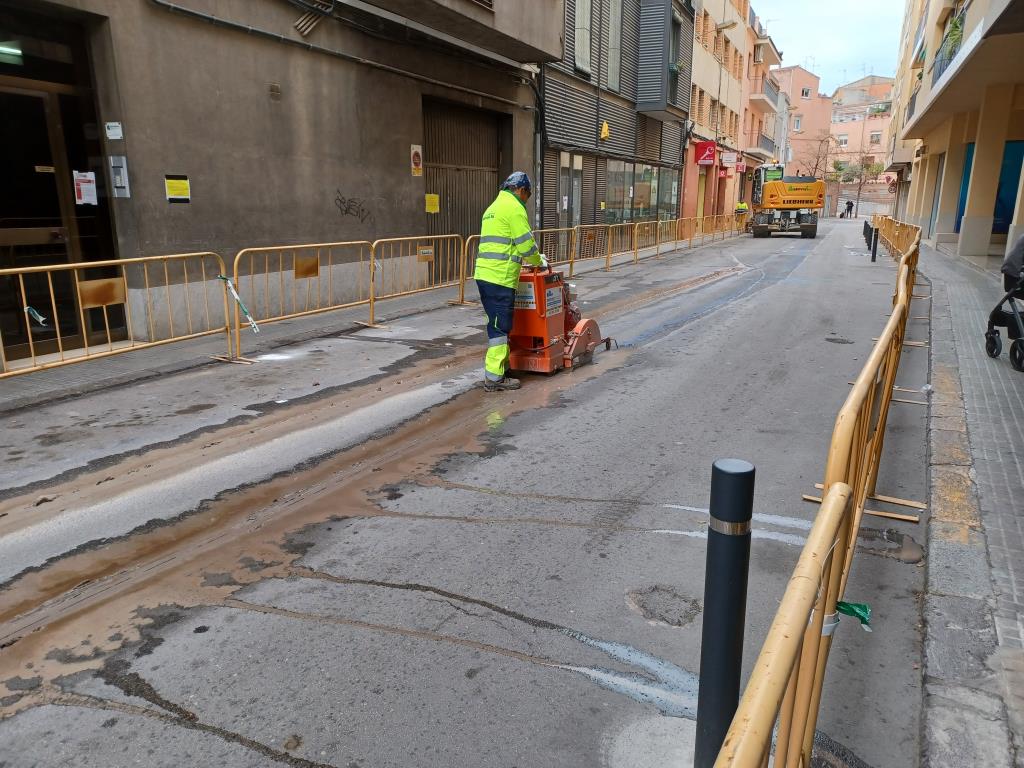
[{"x1": 335, "y1": 189, "x2": 375, "y2": 225}]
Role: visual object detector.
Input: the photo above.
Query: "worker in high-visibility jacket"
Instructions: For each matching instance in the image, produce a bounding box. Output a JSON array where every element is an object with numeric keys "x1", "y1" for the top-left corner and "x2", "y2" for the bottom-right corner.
[{"x1": 474, "y1": 172, "x2": 544, "y2": 391}]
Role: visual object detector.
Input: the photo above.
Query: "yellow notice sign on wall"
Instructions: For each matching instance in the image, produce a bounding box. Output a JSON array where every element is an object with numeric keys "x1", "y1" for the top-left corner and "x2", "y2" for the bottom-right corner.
[
  {"x1": 165, "y1": 175, "x2": 191, "y2": 203},
  {"x1": 425, "y1": 193, "x2": 440, "y2": 214}
]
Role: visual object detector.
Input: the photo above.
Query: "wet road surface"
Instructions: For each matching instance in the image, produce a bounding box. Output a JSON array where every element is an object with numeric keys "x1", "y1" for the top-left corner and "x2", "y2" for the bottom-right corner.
[{"x1": 0, "y1": 222, "x2": 928, "y2": 767}]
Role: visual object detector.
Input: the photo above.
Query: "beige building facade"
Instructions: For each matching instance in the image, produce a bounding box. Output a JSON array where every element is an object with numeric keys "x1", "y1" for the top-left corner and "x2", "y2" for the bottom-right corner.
[
  {"x1": 682, "y1": 0, "x2": 780, "y2": 218},
  {"x1": 888, "y1": 0, "x2": 1024, "y2": 258},
  {"x1": 830, "y1": 76, "x2": 895, "y2": 171}
]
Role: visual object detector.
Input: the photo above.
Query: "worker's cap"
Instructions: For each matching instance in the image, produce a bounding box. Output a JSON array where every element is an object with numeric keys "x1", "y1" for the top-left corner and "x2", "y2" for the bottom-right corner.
[{"x1": 500, "y1": 171, "x2": 533, "y2": 196}]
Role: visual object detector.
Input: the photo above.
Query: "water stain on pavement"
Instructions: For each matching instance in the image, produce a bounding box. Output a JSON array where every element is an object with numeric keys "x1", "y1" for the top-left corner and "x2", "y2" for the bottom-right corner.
[{"x1": 0, "y1": 348, "x2": 631, "y2": 711}]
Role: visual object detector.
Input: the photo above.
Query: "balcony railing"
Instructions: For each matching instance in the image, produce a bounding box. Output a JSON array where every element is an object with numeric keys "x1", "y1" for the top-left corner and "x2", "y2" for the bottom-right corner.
[
  {"x1": 749, "y1": 77, "x2": 780, "y2": 105},
  {"x1": 759, "y1": 133, "x2": 776, "y2": 154},
  {"x1": 906, "y1": 89, "x2": 919, "y2": 124},
  {"x1": 932, "y1": 6, "x2": 969, "y2": 85}
]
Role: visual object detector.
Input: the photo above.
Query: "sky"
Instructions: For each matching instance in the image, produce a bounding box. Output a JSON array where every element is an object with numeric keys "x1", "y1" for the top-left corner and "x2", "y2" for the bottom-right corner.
[{"x1": 749, "y1": 0, "x2": 904, "y2": 95}]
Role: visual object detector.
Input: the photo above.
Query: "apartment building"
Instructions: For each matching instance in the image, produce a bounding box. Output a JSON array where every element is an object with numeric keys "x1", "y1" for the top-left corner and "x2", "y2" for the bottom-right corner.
[
  {"x1": 682, "y1": 0, "x2": 781, "y2": 218},
  {"x1": 539, "y1": 0, "x2": 694, "y2": 228},
  {"x1": 830, "y1": 76, "x2": 895, "y2": 170},
  {"x1": 888, "y1": 0, "x2": 1024, "y2": 256},
  {"x1": 775, "y1": 65, "x2": 834, "y2": 176}
]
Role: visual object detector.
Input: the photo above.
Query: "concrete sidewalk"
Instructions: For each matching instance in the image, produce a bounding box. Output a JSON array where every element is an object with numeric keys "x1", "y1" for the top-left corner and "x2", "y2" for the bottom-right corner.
[
  {"x1": 0, "y1": 233, "x2": 742, "y2": 416},
  {"x1": 918, "y1": 242, "x2": 1024, "y2": 767}
]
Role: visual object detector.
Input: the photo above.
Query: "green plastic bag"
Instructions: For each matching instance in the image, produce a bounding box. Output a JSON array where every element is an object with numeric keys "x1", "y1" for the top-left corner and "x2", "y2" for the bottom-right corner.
[{"x1": 836, "y1": 601, "x2": 872, "y2": 632}]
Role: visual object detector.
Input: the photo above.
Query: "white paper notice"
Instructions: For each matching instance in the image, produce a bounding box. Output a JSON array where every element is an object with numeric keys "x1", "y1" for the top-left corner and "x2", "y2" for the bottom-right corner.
[
  {"x1": 105, "y1": 122, "x2": 123, "y2": 140},
  {"x1": 73, "y1": 171, "x2": 98, "y2": 206}
]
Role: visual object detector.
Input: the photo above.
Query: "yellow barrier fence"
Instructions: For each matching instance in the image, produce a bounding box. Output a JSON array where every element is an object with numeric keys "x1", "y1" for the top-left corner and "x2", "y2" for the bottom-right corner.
[
  {"x1": 7, "y1": 213, "x2": 761, "y2": 375},
  {"x1": 574, "y1": 225, "x2": 610, "y2": 275},
  {"x1": 231, "y1": 241, "x2": 372, "y2": 357},
  {"x1": 699, "y1": 216, "x2": 715, "y2": 245},
  {"x1": 461, "y1": 235, "x2": 480, "y2": 304},
  {"x1": 534, "y1": 227, "x2": 576, "y2": 271},
  {"x1": 0, "y1": 252, "x2": 231, "y2": 378},
  {"x1": 657, "y1": 219, "x2": 679, "y2": 256},
  {"x1": 607, "y1": 223, "x2": 637, "y2": 269},
  {"x1": 369, "y1": 234, "x2": 464, "y2": 325},
  {"x1": 634, "y1": 221, "x2": 659, "y2": 262},
  {"x1": 716, "y1": 217, "x2": 922, "y2": 767}
]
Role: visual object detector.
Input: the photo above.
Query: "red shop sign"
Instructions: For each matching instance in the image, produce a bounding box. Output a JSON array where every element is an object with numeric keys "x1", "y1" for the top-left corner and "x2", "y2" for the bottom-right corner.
[
  {"x1": 695, "y1": 140, "x2": 717, "y2": 166},
  {"x1": 718, "y1": 169, "x2": 728, "y2": 178}
]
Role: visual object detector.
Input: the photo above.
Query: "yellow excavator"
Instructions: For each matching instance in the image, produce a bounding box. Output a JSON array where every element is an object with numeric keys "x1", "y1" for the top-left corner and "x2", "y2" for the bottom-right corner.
[{"x1": 750, "y1": 164, "x2": 825, "y2": 239}]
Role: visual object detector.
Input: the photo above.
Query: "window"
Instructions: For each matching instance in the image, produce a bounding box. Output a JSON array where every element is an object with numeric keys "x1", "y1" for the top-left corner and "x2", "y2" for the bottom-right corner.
[
  {"x1": 634, "y1": 164, "x2": 655, "y2": 220},
  {"x1": 607, "y1": 0, "x2": 622, "y2": 91},
  {"x1": 870, "y1": 131, "x2": 882, "y2": 145},
  {"x1": 606, "y1": 160, "x2": 628, "y2": 224},
  {"x1": 801, "y1": 87, "x2": 811, "y2": 98},
  {"x1": 658, "y1": 168, "x2": 679, "y2": 220},
  {"x1": 838, "y1": 134, "x2": 848, "y2": 147},
  {"x1": 794, "y1": 115, "x2": 802, "y2": 131},
  {"x1": 574, "y1": 0, "x2": 592, "y2": 73}
]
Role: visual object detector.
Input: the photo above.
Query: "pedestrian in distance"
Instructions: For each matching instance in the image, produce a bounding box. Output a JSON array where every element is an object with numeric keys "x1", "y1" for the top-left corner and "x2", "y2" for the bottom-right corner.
[
  {"x1": 846, "y1": 199, "x2": 855, "y2": 218},
  {"x1": 474, "y1": 172, "x2": 545, "y2": 392}
]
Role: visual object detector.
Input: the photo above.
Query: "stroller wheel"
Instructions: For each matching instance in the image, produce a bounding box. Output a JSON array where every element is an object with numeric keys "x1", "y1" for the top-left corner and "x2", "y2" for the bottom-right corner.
[
  {"x1": 1011, "y1": 339, "x2": 1024, "y2": 372},
  {"x1": 986, "y1": 331, "x2": 1002, "y2": 358}
]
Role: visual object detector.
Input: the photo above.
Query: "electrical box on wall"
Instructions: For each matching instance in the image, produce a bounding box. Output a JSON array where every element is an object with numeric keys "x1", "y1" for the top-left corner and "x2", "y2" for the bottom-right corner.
[{"x1": 109, "y1": 156, "x2": 130, "y2": 198}]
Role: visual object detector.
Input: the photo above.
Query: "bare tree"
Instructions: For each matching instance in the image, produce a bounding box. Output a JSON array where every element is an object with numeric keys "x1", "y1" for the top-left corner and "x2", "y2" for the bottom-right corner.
[{"x1": 793, "y1": 132, "x2": 838, "y2": 179}]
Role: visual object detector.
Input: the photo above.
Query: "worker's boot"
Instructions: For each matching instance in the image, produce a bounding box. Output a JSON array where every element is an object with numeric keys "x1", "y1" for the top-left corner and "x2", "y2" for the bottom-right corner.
[{"x1": 484, "y1": 376, "x2": 521, "y2": 392}]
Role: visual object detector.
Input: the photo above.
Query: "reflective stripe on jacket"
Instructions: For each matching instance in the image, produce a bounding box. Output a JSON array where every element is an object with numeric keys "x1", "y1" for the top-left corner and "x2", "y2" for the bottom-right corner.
[{"x1": 474, "y1": 190, "x2": 542, "y2": 288}]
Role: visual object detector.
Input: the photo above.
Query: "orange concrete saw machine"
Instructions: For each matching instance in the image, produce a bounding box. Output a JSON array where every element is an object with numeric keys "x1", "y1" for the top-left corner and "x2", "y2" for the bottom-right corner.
[{"x1": 508, "y1": 262, "x2": 614, "y2": 374}]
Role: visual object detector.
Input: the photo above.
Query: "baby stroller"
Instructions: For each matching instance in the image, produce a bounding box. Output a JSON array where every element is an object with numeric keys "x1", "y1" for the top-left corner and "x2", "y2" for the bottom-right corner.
[{"x1": 984, "y1": 271, "x2": 1024, "y2": 372}]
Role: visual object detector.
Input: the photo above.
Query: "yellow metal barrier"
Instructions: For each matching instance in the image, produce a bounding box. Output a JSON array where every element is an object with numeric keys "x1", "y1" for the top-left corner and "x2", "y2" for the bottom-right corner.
[
  {"x1": 604, "y1": 223, "x2": 635, "y2": 270},
  {"x1": 231, "y1": 241, "x2": 372, "y2": 357},
  {"x1": 569, "y1": 225, "x2": 608, "y2": 274},
  {"x1": 461, "y1": 235, "x2": 479, "y2": 304},
  {"x1": 0, "y1": 252, "x2": 231, "y2": 378},
  {"x1": 634, "y1": 221, "x2": 659, "y2": 262},
  {"x1": 700, "y1": 216, "x2": 716, "y2": 245},
  {"x1": 369, "y1": 234, "x2": 464, "y2": 325},
  {"x1": 657, "y1": 219, "x2": 678, "y2": 256},
  {"x1": 534, "y1": 227, "x2": 577, "y2": 271},
  {"x1": 717, "y1": 219, "x2": 922, "y2": 767}
]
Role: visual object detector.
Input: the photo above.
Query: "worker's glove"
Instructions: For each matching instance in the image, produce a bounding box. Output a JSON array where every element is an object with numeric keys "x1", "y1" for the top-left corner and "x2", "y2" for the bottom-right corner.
[{"x1": 540, "y1": 254, "x2": 549, "y2": 269}]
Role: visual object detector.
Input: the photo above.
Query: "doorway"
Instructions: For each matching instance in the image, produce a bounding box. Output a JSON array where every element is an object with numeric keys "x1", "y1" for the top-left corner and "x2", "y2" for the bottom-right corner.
[
  {"x1": 0, "y1": 6, "x2": 118, "y2": 362},
  {"x1": 423, "y1": 100, "x2": 503, "y2": 239}
]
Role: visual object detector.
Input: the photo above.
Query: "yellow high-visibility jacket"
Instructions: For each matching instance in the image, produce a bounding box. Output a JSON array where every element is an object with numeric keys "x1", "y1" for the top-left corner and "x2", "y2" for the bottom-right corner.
[{"x1": 474, "y1": 190, "x2": 542, "y2": 288}]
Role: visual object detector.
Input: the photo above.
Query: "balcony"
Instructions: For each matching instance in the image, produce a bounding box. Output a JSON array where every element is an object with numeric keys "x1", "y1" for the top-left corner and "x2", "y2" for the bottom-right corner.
[
  {"x1": 748, "y1": 77, "x2": 780, "y2": 113},
  {"x1": 356, "y1": 0, "x2": 563, "y2": 62},
  {"x1": 744, "y1": 130, "x2": 776, "y2": 160},
  {"x1": 906, "y1": 89, "x2": 918, "y2": 124},
  {"x1": 932, "y1": 9, "x2": 968, "y2": 86},
  {"x1": 903, "y1": 0, "x2": 1024, "y2": 140}
]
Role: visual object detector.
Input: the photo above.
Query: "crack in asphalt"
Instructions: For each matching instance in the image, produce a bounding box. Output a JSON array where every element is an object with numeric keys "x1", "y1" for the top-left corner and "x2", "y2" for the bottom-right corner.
[
  {"x1": 25, "y1": 686, "x2": 337, "y2": 768},
  {"x1": 426, "y1": 597, "x2": 518, "y2": 637},
  {"x1": 222, "y1": 596, "x2": 562, "y2": 670}
]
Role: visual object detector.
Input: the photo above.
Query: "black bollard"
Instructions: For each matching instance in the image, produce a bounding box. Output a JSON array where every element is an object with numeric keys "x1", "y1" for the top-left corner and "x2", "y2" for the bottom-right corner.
[
  {"x1": 694, "y1": 459, "x2": 756, "y2": 768},
  {"x1": 871, "y1": 227, "x2": 879, "y2": 262}
]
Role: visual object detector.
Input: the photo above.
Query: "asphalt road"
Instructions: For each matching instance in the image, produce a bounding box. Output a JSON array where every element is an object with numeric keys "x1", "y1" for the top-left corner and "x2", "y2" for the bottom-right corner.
[{"x1": 0, "y1": 221, "x2": 928, "y2": 768}]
